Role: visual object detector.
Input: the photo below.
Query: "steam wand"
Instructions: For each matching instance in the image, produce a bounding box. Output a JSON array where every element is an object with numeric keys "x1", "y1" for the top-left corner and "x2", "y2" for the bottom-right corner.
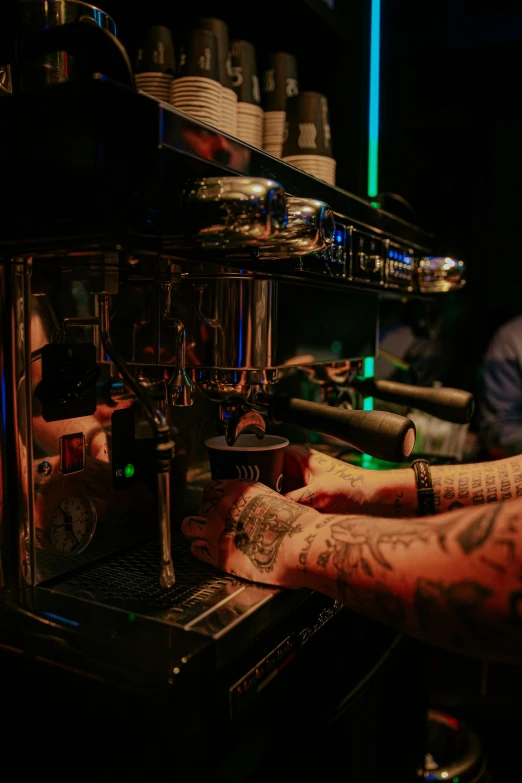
[{"x1": 98, "y1": 304, "x2": 175, "y2": 588}]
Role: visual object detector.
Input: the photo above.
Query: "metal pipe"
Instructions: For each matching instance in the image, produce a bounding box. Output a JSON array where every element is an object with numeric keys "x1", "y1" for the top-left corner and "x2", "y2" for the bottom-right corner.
[{"x1": 100, "y1": 328, "x2": 175, "y2": 588}]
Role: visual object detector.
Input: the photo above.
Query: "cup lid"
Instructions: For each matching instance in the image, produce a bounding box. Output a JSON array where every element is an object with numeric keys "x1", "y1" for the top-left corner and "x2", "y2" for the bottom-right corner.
[{"x1": 205, "y1": 434, "x2": 289, "y2": 451}]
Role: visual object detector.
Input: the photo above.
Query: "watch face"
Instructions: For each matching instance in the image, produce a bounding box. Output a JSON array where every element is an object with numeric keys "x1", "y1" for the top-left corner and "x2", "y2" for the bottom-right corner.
[{"x1": 50, "y1": 494, "x2": 97, "y2": 555}]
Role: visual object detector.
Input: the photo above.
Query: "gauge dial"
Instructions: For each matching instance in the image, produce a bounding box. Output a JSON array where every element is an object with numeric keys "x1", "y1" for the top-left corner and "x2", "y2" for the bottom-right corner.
[{"x1": 50, "y1": 494, "x2": 97, "y2": 555}]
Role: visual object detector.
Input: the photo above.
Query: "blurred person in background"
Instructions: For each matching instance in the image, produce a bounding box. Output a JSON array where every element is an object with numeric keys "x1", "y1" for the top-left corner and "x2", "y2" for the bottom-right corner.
[{"x1": 479, "y1": 314, "x2": 522, "y2": 458}]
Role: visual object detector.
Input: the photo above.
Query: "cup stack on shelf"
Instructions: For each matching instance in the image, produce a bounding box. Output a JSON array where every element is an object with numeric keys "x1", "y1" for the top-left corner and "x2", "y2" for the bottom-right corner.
[
  {"x1": 231, "y1": 39, "x2": 262, "y2": 147},
  {"x1": 200, "y1": 17, "x2": 237, "y2": 136},
  {"x1": 261, "y1": 52, "x2": 298, "y2": 158},
  {"x1": 169, "y1": 28, "x2": 222, "y2": 127},
  {"x1": 135, "y1": 26, "x2": 175, "y2": 102},
  {"x1": 282, "y1": 91, "x2": 336, "y2": 185}
]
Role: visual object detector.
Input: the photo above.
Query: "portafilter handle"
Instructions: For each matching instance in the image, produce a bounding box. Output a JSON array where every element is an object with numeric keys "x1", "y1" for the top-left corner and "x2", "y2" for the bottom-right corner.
[
  {"x1": 257, "y1": 394, "x2": 416, "y2": 463},
  {"x1": 352, "y1": 378, "x2": 474, "y2": 425}
]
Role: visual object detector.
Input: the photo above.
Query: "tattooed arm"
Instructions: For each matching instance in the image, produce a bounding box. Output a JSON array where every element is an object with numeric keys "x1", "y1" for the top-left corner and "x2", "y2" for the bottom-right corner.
[
  {"x1": 182, "y1": 481, "x2": 522, "y2": 661},
  {"x1": 284, "y1": 445, "x2": 522, "y2": 518}
]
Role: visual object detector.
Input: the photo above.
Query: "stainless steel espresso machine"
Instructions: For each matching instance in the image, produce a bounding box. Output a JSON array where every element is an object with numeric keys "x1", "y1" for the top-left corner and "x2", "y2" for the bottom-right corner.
[{"x1": 0, "y1": 11, "x2": 470, "y2": 781}]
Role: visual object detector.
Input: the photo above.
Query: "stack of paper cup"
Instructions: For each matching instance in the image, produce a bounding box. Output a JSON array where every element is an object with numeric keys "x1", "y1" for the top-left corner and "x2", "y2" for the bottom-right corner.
[
  {"x1": 200, "y1": 18, "x2": 237, "y2": 136},
  {"x1": 262, "y1": 51, "x2": 298, "y2": 158},
  {"x1": 231, "y1": 39, "x2": 263, "y2": 146},
  {"x1": 237, "y1": 103, "x2": 263, "y2": 146},
  {"x1": 282, "y1": 92, "x2": 336, "y2": 185},
  {"x1": 221, "y1": 87, "x2": 238, "y2": 136},
  {"x1": 282, "y1": 154, "x2": 336, "y2": 185},
  {"x1": 135, "y1": 25, "x2": 175, "y2": 102},
  {"x1": 263, "y1": 111, "x2": 286, "y2": 157},
  {"x1": 170, "y1": 29, "x2": 222, "y2": 127},
  {"x1": 135, "y1": 72, "x2": 173, "y2": 102}
]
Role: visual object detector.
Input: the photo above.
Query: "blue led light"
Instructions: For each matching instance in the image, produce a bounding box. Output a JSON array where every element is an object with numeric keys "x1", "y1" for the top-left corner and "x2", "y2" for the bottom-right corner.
[
  {"x1": 368, "y1": 0, "x2": 381, "y2": 197},
  {"x1": 388, "y1": 250, "x2": 393, "y2": 258},
  {"x1": 336, "y1": 234, "x2": 342, "y2": 243},
  {"x1": 42, "y1": 612, "x2": 79, "y2": 628}
]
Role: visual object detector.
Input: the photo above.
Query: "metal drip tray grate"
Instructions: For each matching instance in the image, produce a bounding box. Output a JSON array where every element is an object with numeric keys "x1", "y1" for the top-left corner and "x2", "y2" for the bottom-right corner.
[{"x1": 40, "y1": 536, "x2": 249, "y2": 628}]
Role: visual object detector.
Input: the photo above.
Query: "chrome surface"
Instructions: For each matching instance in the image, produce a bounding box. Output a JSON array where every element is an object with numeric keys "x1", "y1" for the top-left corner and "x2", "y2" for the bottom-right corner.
[
  {"x1": 13, "y1": 1, "x2": 117, "y2": 92},
  {"x1": 184, "y1": 177, "x2": 287, "y2": 248},
  {"x1": 100, "y1": 331, "x2": 176, "y2": 588},
  {"x1": 0, "y1": 257, "x2": 35, "y2": 590},
  {"x1": 257, "y1": 197, "x2": 335, "y2": 258},
  {"x1": 195, "y1": 277, "x2": 276, "y2": 371},
  {"x1": 164, "y1": 317, "x2": 195, "y2": 407},
  {"x1": 417, "y1": 256, "x2": 466, "y2": 293}
]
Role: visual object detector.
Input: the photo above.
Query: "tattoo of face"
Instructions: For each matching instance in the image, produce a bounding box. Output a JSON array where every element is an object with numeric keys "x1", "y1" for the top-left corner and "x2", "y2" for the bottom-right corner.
[
  {"x1": 232, "y1": 494, "x2": 308, "y2": 572},
  {"x1": 414, "y1": 578, "x2": 494, "y2": 648},
  {"x1": 456, "y1": 506, "x2": 502, "y2": 554}
]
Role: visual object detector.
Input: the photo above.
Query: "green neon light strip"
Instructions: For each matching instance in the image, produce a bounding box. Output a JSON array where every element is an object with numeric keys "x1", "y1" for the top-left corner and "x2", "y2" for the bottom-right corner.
[
  {"x1": 368, "y1": 0, "x2": 381, "y2": 198},
  {"x1": 363, "y1": 356, "x2": 375, "y2": 411}
]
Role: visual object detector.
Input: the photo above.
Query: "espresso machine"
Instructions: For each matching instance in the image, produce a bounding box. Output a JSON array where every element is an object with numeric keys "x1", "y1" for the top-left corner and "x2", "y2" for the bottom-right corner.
[{"x1": 0, "y1": 8, "x2": 471, "y2": 780}]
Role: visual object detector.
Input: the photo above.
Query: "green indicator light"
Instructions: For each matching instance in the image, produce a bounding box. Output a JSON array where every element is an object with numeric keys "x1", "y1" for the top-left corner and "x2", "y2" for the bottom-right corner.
[
  {"x1": 370, "y1": 201, "x2": 381, "y2": 209},
  {"x1": 453, "y1": 778, "x2": 460, "y2": 783},
  {"x1": 124, "y1": 463, "x2": 135, "y2": 479},
  {"x1": 128, "y1": 613, "x2": 136, "y2": 622}
]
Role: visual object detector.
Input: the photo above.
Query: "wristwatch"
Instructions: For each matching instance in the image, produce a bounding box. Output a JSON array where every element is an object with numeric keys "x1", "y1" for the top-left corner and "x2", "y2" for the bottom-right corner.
[{"x1": 411, "y1": 459, "x2": 436, "y2": 516}]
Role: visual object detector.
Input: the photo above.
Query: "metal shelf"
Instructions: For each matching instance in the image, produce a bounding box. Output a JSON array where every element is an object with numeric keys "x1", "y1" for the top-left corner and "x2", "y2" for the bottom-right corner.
[{"x1": 0, "y1": 77, "x2": 432, "y2": 254}]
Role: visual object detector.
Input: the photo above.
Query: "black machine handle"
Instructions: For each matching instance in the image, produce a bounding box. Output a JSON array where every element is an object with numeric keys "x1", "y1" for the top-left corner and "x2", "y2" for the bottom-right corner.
[
  {"x1": 353, "y1": 379, "x2": 474, "y2": 425},
  {"x1": 268, "y1": 396, "x2": 416, "y2": 463},
  {"x1": 15, "y1": 21, "x2": 135, "y2": 89}
]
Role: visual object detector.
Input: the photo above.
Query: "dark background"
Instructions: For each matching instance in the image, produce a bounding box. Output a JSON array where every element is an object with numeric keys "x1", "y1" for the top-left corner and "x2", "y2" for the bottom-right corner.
[
  {"x1": 380, "y1": 0, "x2": 522, "y2": 393},
  {"x1": 95, "y1": 0, "x2": 522, "y2": 397}
]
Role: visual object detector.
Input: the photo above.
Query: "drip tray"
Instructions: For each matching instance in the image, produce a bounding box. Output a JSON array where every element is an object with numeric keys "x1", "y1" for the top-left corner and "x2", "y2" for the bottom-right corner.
[{"x1": 39, "y1": 537, "x2": 282, "y2": 634}]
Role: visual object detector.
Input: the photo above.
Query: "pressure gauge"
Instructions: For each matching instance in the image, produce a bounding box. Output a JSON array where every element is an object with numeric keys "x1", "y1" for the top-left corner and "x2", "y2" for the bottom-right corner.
[{"x1": 50, "y1": 494, "x2": 97, "y2": 555}]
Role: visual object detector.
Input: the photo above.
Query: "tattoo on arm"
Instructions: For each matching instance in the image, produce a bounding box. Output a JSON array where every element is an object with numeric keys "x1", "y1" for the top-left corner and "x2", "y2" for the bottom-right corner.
[
  {"x1": 433, "y1": 457, "x2": 522, "y2": 511},
  {"x1": 228, "y1": 494, "x2": 309, "y2": 573},
  {"x1": 298, "y1": 533, "x2": 318, "y2": 572},
  {"x1": 310, "y1": 452, "x2": 366, "y2": 487},
  {"x1": 456, "y1": 506, "x2": 502, "y2": 554}
]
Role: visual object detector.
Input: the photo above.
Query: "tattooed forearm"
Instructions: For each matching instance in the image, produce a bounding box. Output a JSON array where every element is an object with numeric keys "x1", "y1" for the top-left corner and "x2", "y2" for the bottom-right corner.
[
  {"x1": 430, "y1": 455, "x2": 522, "y2": 513},
  {"x1": 308, "y1": 451, "x2": 366, "y2": 487},
  {"x1": 301, "y1": 498, "x2": 522, "y2": 660},
  {"x1": 414, "y1": 579, "x2": 494, "y2": 650}
]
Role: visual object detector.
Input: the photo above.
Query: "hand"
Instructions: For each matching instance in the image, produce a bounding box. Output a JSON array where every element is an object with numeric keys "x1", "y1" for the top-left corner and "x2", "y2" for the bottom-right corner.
[
  {"x1": 283, "y1": 445, "x2": 416, "y2": 517},
  {"x1": 181, "y1": 480, "x2": 317, "y2": 587},
  {"x1": 283, "y1": 446, "x2": 370, "y2": 514}
]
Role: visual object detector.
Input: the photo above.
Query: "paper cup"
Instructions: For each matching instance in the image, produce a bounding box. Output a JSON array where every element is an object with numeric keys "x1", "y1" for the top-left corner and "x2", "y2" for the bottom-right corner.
[
  {"x1": 199, "y1": 17, "x2": 232, "y2": 88},
  {"x1": 205, "y1": 434, "x2": 289, "y2": 492},
  {"x1": 283, "y1": 91, "x2": 333, "y2": 158},
  {"x1": 262, "y1": 51, "x2": 298, "y2": 111},
  {"x1": 135, "y1": 26, "x2": 175, "y2": 74}
]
